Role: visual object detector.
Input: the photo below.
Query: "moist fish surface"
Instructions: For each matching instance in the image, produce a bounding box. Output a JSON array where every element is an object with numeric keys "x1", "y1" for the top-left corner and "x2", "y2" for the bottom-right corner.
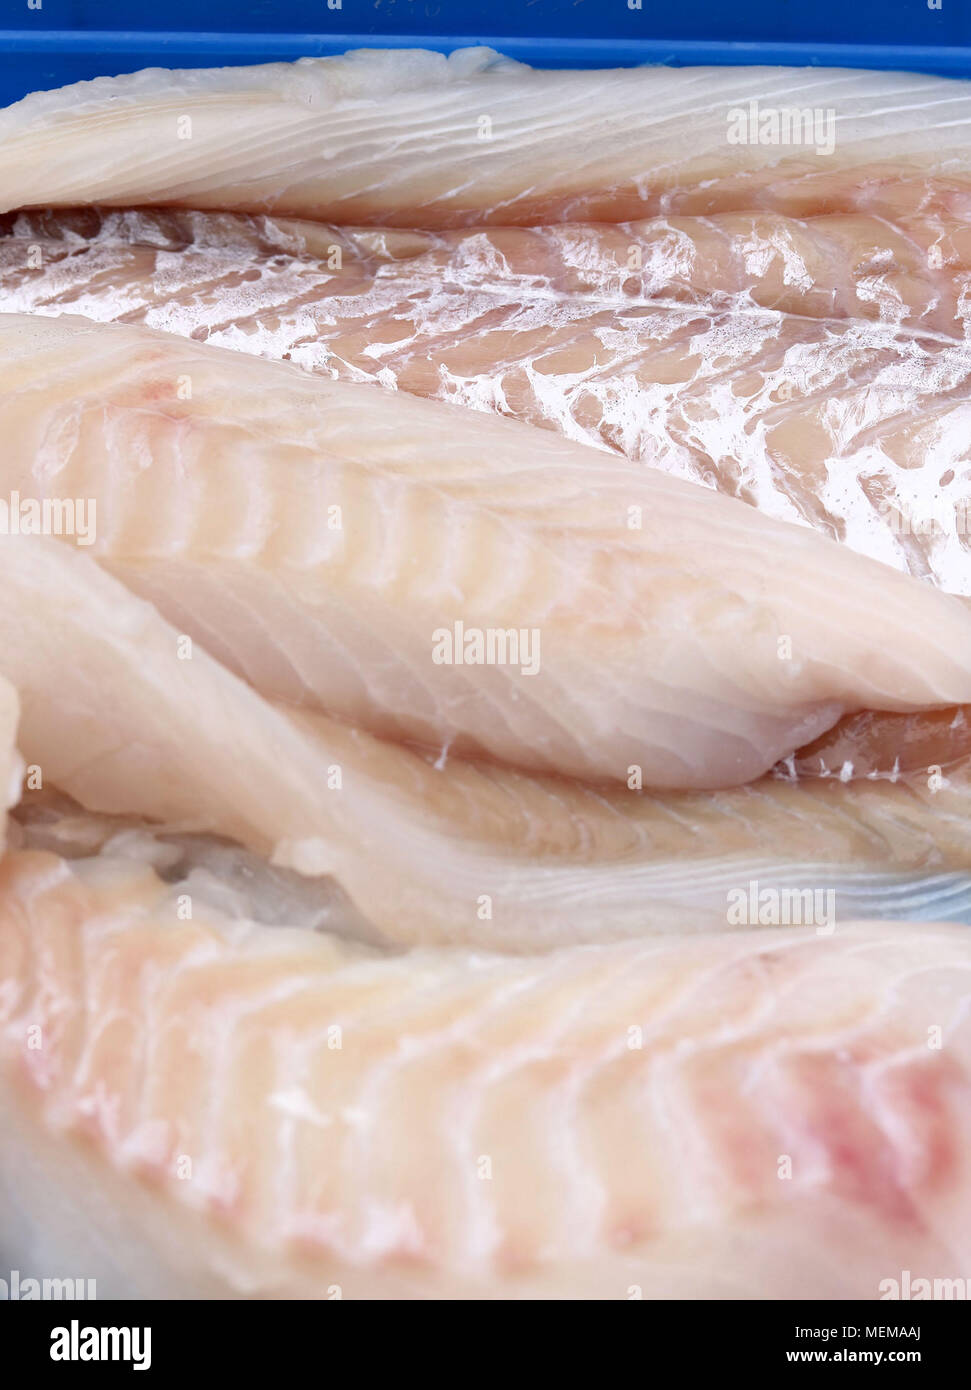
[
  {"x1": 4, "y1": 208, "x2": 969, "y2": 590},
  {"x1": 5, "y1": 48, "x2": 971, "y2": 1312},
  {"x1": 4, "y1": 312, "x2": 971, "y2": 793},
  {"x1": 6, "y1": 206, "x2": 971, "y2": 336},
  {"x1": 0, "y1": 846, "x2": 969, "y2": 1299},
  {"x1": 6, "y1": 51, "x2": 971, "y2": 227},
  {"x1": 2, "y1": 534, "x2": 970, "y2": 949}
]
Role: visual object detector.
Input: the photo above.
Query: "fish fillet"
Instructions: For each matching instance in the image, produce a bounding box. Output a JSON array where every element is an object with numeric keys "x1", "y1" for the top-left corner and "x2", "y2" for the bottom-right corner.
[
  {"x1": 3, "y1": 208, "x2": 970, "y2": 589},
  {"x1": 6, "y1": 46, "x2": 971, "y2": 1311},
  {"x1": 1, "y1": 846, "x2": 969, "y2": 1299},
  {"x1": 6, "y1": 52, "x2": 971, "y2": 227},
  {"x1": 1, "y1": 535, "x2": 969, "y2": 948},
  {"x1": 4, "y1": 313, "x2": 971, "y2": 792},
  {"x1": 5, "y1": 205, "x2": 970, "y2": 335}
]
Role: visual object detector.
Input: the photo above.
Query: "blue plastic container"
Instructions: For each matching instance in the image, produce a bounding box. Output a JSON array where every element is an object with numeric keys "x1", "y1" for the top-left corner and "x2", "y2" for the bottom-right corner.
[{"x1": 1, "y1": 1, "x2": 970, "y2": 106}]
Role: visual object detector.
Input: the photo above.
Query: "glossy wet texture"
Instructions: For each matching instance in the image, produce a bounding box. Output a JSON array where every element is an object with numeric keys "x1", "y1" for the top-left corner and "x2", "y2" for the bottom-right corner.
[
  {"x1": 1, "y1": 848, "x2": 969, "y2": 1298},
  {"x1": 2, "y1": 51, "x2": 971, "y2": 1301},
  {"x1": 3, "y1": 207, "x2": 971, "y2": 590}
]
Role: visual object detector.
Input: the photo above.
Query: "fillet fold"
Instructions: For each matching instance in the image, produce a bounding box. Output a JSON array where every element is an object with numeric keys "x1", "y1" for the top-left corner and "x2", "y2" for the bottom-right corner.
[
  {"x1": 3, "y1": 313, "x2": 971, "y2": 791},
  {"x1": 1, "y1": 536, "x2": 969, "y2": 947}
]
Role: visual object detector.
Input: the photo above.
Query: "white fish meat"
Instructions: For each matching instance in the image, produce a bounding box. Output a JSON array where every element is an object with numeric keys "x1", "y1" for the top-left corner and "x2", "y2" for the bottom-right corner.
[
  {"x1": 3, "y1": 48, "x2": 971, "y2": 1307},
  {"x1": 0, "y1": 535, "x2": 968, "y2": 948},
  {"x1": 0, "y1": 844, "x2": 969, "y2": 1299},
  {"x1": 5, "y1": 51, "x2": 971, "y2": 227},
  {"x1": 5, "y1": 206, "x2": 970, "y2": 336},
  {"x1": 3, "y1": 208, "x2": 969, "y2": 590},
  {"x1": 3, "y1": 313, "x2": 971, "y2": 793}
]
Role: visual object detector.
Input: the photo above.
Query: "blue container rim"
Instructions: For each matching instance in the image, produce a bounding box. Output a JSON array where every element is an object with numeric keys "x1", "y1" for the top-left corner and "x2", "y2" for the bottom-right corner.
[{"x1": 2, "y1": 33, "x2": 971, "y2": 76}]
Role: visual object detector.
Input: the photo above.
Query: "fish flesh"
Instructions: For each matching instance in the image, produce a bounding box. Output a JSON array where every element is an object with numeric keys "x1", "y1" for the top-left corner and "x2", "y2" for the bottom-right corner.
[
  {"x1": 14, "y1": 739, "x2": 971, "y2": 937},
  {"x1": 4, "y1": 313, "x2": 971, "y2": 794},
  {"x1": 0, "y1": 534, "x2": 969, "y2": 949},
  {"x1": 5, "y1": 205, "x2": 971, "y2": 337},
  {"x1": 787, "y1": 704, "x2": 971, "y2": 781},
  {"x1": 3, "y1": 208, "x2": 970, "y2": 590},
  {"x1": 6, "y1": 52, "x2": 971, "y2": 228},
  {"x1": 3, "y1": 48, "x2": 971, "y2": 1306},
  {"x1": 1, "y1": 844, "x2": 969, "y2": 1299}
]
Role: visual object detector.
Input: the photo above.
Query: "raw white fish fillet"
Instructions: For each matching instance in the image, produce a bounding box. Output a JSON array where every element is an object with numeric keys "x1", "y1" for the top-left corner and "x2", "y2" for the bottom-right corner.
[
  {"x1": 1, "y1": 535, "x2": 970, "y2": 948},
  {"x1": 4, "y1": 313, "x2": 971, "y2": 792},
  {"x1": 7, "y1": 48, "x2": 971, "y2": 1314},
  {"x1": 6, "y1": 51, "x2": 971, "y2": 227},
  {"x1": 6, "y1": 205, "x2": 971, "y2": 336},
  {"x1": 3, "y1": 208, "x2": 970, "y2": 590},
  {"x1": 1, "y1": 845, "x2": 969, "y2": 1299},
  {"x1": 0, "y1": 534, "x2": 427, "y2": 937}
]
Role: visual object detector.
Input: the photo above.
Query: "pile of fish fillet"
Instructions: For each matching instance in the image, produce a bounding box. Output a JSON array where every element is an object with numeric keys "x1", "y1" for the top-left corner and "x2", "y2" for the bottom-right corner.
[{"x1": 0, "y1": 46, "x2": 970, "y2": 1300}]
